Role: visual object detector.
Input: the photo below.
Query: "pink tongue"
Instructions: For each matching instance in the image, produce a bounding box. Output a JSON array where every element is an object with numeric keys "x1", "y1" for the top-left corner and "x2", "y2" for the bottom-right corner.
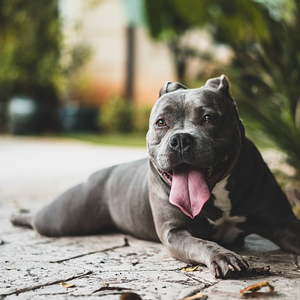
[{"x1": 169, "y1": 164, "x2": 210, "y2": 219}]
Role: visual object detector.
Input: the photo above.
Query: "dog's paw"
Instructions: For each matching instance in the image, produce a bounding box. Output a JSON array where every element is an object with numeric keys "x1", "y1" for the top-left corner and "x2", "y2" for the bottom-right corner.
[
  {"x1": 10, "y1": 213, "x2": 22, "y2": 226},
  {"x1": 209, "y1": 251, "x2": 249, "y2": 278},
  {"x1": 10, "y1": 213, "x2": 34, "y2": 228}
]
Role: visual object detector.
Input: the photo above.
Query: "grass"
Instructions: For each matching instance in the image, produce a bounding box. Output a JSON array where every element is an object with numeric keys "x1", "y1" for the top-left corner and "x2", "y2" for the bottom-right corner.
[{"x1": 57, "y1": 132, "x2": 147, "y2": 148}]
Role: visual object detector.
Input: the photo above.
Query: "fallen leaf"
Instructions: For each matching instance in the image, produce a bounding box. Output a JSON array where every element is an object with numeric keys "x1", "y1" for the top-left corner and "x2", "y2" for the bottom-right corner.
[
  {"x1": 61, "y1": 282, "x2": 76, "y2": 289},
  {"x1": 181, "y1": 264, "x2": 201, "y2": 272},
  {"x1": 182, "y1": 291, "x2": 208, "y2": 300},
  {"x1": 240, "y1": 281, "x2": 274, "y2": 298}
]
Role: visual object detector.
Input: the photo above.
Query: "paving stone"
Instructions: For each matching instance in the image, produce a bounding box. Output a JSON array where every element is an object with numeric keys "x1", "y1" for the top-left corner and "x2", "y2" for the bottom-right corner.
[
  {"x1": 0, "y1": 232, "x2": 128, "y2": 263},
  {"x1": 0, "y1": 261, "x2": 91, "y2": 296}
]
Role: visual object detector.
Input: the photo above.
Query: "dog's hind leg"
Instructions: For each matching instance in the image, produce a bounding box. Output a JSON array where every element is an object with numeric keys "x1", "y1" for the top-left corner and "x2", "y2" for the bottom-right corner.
[
  {"x1": 11, "y1": 213, "x2": 34, "y2": 229},
  {"x1": 270, "y1": 216, "x2": 300, "y2": 255},
  {"x1": 11, "y1": 167, "x2": 115, "y2": 237}
]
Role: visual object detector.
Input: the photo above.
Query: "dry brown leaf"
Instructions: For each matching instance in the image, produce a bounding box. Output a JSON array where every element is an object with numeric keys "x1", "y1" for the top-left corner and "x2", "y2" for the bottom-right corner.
[
  {"x1": 182, "y1": 291, "x2": 208, "y2": 300},
  {"x1": 240, "y1": 281, "x2": 274, "y2": 298},
  {"x1": 61, "y1": 281, "x2": 76, "y2": 289},
  {"x1": 181, "y1": 264, "x2": 201, "y2": 272}
]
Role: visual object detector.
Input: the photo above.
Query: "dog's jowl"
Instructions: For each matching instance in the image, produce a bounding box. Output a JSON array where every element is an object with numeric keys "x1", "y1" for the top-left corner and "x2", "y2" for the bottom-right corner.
[{"x1": 11, "y1": 75, "x2": 300, "y2": 278}]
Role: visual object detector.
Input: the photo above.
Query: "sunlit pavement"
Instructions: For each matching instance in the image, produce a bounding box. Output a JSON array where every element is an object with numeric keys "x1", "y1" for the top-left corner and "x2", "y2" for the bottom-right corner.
[{"x1": 0, "y1": 135, "x2": 147, "y2": 212}]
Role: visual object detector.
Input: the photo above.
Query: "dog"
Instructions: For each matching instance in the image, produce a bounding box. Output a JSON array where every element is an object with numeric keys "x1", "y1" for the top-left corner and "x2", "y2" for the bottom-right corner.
[{"x1": 11, "y1": 75, "x2": 300, "y2": 278}]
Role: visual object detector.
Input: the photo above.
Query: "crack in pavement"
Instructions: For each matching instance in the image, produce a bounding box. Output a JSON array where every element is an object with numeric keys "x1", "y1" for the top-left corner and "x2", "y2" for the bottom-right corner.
[
  {"x1": 1, "y1": 271, "x2": 93, "y2": 297},
  {"x1": 183, "y1": 272, "x2": 216, "y2": 287},
  {"x1": 49, "y1": 238, "x2": 130, "y2": 263}
]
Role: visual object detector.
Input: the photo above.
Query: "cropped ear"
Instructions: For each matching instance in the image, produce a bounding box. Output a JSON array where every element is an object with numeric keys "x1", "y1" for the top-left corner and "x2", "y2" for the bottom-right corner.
[
  {"x1": 205, "y1": 75, "x2": 230, "y2": 97},
  {"x1": 159, "y1": 81, "x2": 187, "y2": 97}
]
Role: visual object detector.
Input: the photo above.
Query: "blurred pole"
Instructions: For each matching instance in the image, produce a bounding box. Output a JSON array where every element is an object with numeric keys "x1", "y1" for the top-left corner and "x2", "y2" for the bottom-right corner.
[{"x1": 124, "y1": 24, "x2": 135, "y2": 101}]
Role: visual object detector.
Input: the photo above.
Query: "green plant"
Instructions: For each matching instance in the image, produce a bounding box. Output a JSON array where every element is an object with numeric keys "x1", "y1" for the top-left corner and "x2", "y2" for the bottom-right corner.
[
  {"x1": 60, "y1": 43, "x2": 93, "y2": 104},
  {"x1": 0, "y1": 0, "x2": 62, "y2": 132},
  {"x1": 133, "y1": 105, "x2": 152, "y2": 134},
  {"x1": 227, "y1": 4, "x2": 300, "y2": 178},
  {"x1": 100, "y1": 98, "x2": 133, "y2": 133}
]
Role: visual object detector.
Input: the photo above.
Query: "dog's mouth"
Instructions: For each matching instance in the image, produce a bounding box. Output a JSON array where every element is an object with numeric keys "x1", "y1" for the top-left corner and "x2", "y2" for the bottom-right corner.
[
  {"x1": 162, "y1": 155, "x2": 230, "y2": 188},
  {"x1": 158, "y1": 155, "x2": 233, "y2": 219}
]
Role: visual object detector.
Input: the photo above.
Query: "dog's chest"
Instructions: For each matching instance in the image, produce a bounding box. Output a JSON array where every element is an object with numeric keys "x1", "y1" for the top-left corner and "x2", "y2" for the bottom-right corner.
[{"x1": 209, "y1": 178, "x2": 246, "y2": 244}]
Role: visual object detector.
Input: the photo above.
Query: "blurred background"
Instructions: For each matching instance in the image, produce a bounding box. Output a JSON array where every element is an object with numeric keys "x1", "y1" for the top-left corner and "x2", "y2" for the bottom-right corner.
[{"x1": 0, "y1": 0, "x2": 299, "y2": 208}]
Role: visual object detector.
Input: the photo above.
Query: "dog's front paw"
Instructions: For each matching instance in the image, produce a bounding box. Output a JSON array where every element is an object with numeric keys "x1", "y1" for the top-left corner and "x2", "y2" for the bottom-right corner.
[{"x1": 209, "y1": 251, "x2": 249, "y2": 278}]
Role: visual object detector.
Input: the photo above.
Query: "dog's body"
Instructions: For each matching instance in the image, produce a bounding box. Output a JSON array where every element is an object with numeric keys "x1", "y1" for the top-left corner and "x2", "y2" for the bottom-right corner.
[{"x1": 12, "y1": 75, "x2": 300, "y2": 278}]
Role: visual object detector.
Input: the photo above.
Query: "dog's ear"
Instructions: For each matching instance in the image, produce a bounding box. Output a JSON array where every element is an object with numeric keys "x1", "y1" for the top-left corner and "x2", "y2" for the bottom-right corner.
[
  {"x1": 205, "y1": 75, "x2": 230, "y2": 96},
  {"x1": 159, "y1": 81, "x2": 187, "y2": 97}
]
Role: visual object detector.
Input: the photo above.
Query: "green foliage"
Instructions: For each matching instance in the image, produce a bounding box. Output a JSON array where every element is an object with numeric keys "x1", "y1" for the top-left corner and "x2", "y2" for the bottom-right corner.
[
  {"x1": 145, "y1": 0, "x2": 270, "y2": 44},
  {"x1": 0, "y1": 0, "x2": 61, "y2": 95},
  {"x1": 0, "y1": 0, "x2": 62, "y2": 132},
  {"x1": 100, "y1": 98, "x2": 134, "y2": 133},
  {"x1": 144, "y1": 0, "x2": 189, "y2": 40},
  {"x1": 59, "y1": 43, "x2": 93, "y2": 103},
  {"x1": 144, "y1": 0, "x2": 199, "y2": 81},
  {"x1": 144, "y1": 0, "x2": 271, "y2": 82},
  {"x1": 224, "y1": 1, "x2": 300, "y2": 177},
  {"x1": 134, "y1": 105, "x2": 151, "y2": 134},
  {"x1": 99, "y1": 98, "x2": 151, "y2": 135},
  {"x1": 62, "y1": 44, "x2": 93, "y2": 78}
]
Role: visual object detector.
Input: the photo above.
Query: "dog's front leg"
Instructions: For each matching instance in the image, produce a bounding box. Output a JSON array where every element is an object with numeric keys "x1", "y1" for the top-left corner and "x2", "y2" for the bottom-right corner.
[
  {"x1": 149, "y1": 187, "x2": 248, "y2": 278},
  {"x1": 161, "y1": 224, "x2": 249, "y2": 278}
]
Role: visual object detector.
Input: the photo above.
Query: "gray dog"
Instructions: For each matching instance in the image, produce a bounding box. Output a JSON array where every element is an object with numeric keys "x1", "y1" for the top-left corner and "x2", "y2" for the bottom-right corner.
[{"x1": 11, "y1": 75, "x2": 300, "y2": 278}]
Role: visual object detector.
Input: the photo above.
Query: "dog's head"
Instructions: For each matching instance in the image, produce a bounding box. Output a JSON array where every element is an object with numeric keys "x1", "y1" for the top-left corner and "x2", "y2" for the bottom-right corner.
[{"x1": 147, "y1": 75, "x2": 244, "y2": 219}]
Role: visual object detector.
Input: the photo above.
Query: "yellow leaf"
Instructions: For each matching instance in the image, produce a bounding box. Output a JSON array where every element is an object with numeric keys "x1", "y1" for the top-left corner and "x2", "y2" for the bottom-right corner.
[
  {"x1": 181, "y1": 264, "x2": 201, "y2": 272},
  {"x1": 240, "y1": 281, "x2": 274, "y2": 298},
  {"x1": 61, "y1": 281, "x2": 76, "y2": 289},
  {"x1": 182, "y1": 291, "x2": 207, "y2": 300}
]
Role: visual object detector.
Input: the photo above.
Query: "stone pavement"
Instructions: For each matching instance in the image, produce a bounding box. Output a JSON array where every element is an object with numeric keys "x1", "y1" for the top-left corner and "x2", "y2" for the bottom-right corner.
[{"x1": 1, "y1": 136, "x2": 300, "y2": 300}]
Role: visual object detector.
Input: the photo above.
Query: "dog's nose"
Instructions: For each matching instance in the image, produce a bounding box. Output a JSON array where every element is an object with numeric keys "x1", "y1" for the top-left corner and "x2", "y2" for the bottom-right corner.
[{"x1": 169, "y1": 133, "x2": 194, "y2": 153}]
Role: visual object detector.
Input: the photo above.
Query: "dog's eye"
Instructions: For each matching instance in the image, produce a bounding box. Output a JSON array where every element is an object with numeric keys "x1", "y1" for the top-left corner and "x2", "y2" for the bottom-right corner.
[
  {"x1": 202, "y1": 114, "x2": 216, "y2": 123},
  {"x1": 156, "y1": 118, "x2": 167, "y2": 127}
]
